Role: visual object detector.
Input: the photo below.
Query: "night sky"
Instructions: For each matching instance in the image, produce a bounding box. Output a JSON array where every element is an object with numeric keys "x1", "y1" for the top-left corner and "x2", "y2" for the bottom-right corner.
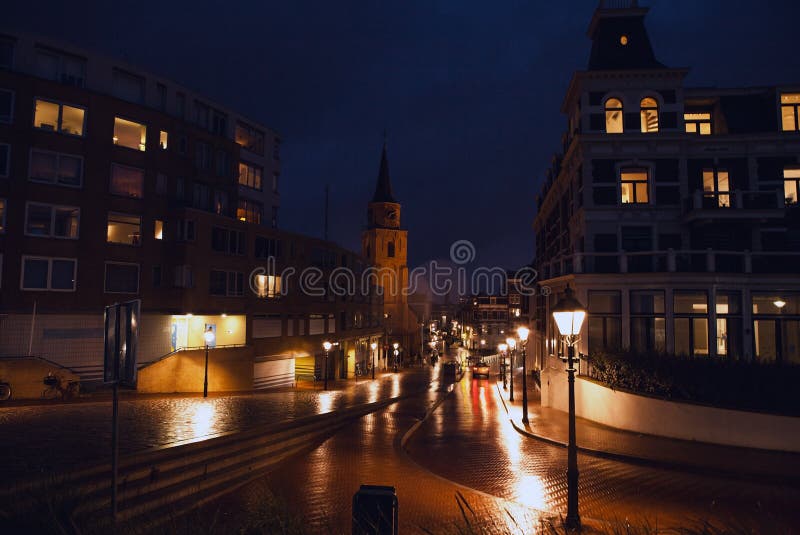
[{"x1": 6, "y1": 0, "x2": 800, "y2": 268}]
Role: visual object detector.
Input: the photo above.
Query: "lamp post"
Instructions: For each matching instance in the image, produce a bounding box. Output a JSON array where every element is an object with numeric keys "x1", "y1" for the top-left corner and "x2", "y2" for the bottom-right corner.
[
  {"x1": 323, "y1": 341, "x2": 332, "y2": 390},
  {"x1": 517, "y1": 326, "x2": 530, "y2": 424},
  {"x1": 203, "y1": 327, "x2": 215, "y2": 398},
  {"x1": 498, "y1": 343, "x2": 508, "y2": 389},
  {"x1": 370, "y1": 342, "x2": 377, "y2": 380},
  {"x1": 551, "y1": 285, "x2": 587, "y2": 532},
  {"x1": 392, "y1": 342, "x2": 399, "y2": 372},
  {"x1": 506, "y1": 337, "x2": 516, "y2": 401}
]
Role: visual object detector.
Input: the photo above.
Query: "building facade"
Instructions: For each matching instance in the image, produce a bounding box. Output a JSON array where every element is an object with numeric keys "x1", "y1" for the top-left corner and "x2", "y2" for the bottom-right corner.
[
  {"x1": 532, "y1": 2, "x2": 800, "y2": 377},
  {"x1": 0, "y1": 31, "x2": 383, "y2": 393}
]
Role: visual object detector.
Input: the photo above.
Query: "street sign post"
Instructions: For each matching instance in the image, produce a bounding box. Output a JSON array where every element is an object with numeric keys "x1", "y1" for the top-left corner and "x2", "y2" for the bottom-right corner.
[{"x1": 103, "y1": 299, "x2": 140, "y2": 521}]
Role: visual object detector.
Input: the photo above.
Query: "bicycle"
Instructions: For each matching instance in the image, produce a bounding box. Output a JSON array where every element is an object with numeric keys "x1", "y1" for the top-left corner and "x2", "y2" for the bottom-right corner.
[
  {"x1": 42, "y1": 373, "x2": 80, "y2": 401},
  {"x1": 0, "y1": 381, "x2": 11, "y2": 401},
  {"x1": 355, "y1": 362, "x2": 367, "y2": 377}
]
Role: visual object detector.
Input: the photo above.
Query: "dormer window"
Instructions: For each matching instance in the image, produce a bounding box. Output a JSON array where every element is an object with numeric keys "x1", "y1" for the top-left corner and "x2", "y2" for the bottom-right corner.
[
  {"x1": 781, "y1": 93, "x2": 800, "y2": 132},
  {"x1": 640, "y1": 98, "x2": 659, "y2": 133},
  {"x1": 685, "y1": 112, "x2": 712, "y2": 135},
  {"x1": 605, "y1": 98, "x2": 624, "y2": 134}
]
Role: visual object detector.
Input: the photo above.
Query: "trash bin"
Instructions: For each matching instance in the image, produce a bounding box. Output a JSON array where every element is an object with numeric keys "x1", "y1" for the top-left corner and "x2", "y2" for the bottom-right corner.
[{"x1": 352, "y1": 484, "x2": 398, "y2": 535}]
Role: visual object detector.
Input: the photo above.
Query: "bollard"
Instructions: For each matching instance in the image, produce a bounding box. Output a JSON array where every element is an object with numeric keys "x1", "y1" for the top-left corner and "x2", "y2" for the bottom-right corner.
[{"x1": 352, "y1": 484, "x2": 398, "y2": 535}]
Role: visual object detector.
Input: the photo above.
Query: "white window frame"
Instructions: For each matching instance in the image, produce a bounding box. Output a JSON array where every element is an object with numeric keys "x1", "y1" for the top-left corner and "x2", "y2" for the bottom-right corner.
[
  {"x1": 24, "y1": 201, "x2": 80, "y2": 239},
  {"x1": 28, "y1": 148, "x2": 84, "y2": 188},
  {"x1": 32, "y1": 97, "x2": 86, "y2": 137},
  {"x1": 104, "y1": 261, "x2": 140, "y2": 294},
  {"x1": 0, "y1": 88, "x2": 13, "y2": 123},
  {"x1": 20, "y1": 255, "x2": 77, "y2": 292}
]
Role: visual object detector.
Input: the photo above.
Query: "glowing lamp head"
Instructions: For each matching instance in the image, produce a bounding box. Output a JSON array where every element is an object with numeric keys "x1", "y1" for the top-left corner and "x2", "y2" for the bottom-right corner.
[
  {"x1": 203, "y1": 328, "x2": 215, "y2": 345},
  {"x1": 774, "y1": 299, "x2": 787, "y2": 310},
  {"x1": 551, "y1": 285, "x2": 587, "y2": 337},
  {"x1": 393, "y1": 342, "x2": 399, "y2": 350},
  {"x1": 480, "y1": 339, "x2": 486, "y2": 346},
  {"x1": 498, "y1": 343, "x2": 508, "y2": 353},
  {"x1": 506, "y1": 337, "x2": 516, "y2": 349},
  {"x1": 517, "y1": 326, "x2": 530, "y2": 342},
  {"x1": 370, "y1": 342, "x2": 377, "y2": 350},
  {"x1": 323, "y1": 341, "x2": 332, "y2": 351}
]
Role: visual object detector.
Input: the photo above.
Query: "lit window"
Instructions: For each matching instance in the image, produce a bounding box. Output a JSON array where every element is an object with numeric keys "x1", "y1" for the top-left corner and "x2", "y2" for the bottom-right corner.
[
  {"x1": 107, "y1": 212, "x2": 142, "y2": 245},
  {"x1": 154, "y1": 219, "x2": 164, "y2": 240},
  {"x1": 237, "y1": 199, "x2": 262, "y2": 224},
  {"x1": 159, "y1": 130, "x2": 168, "y2": 150},
  {"x1": 109, "y1": 163, "x2": 144, "y2": 198},
  {"x1": 235, "y1": 121, "x2": 264, "y2": 154},
  {"x1": 255, "y1": 273, "x2": 281, "y2": 298},
  {"x1": 605, "y1": 98, "x2": 623, "y2": 134},
  {"x1": 620, "y1": 169, "x2": 649, "y2": 204},
  {"x1": 781, "y1": 93, "x2": 800, "y2": 132},
  {"x1": 25, "y1": 202, "x2": 79, "y2": 238},
  {"x1": 21, "y1": 256, "x2": 77, "y2": 291},
  {"x1": 640, "y1": 97, "x2": 659, "y2": 133},
  {"x1": 685, "y1": 112, "x2": 711, "y2": 135},
  {"x1": 702, "y1": 168, "x2": 731, "y2": 208},
  {"x1": 33, "y1": 99, "x2": 85, "y2": 136},
  {"x1": 238, "y1": 161, "x2": 263, "y2": 190},
  {"x1": 113, "y1": 117, "x2": 146, "y2": 151},
  {"x1": 785, "y1": 168, "x2": 800, "y2": 205},
  {"x1": 29, "y1": 149, "x2": 82, "y2": 187}
]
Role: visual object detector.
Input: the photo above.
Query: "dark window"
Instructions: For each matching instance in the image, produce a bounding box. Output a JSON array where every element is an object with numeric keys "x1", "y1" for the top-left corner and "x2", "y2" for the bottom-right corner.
[
  {"x1": 387, "y1": 241, "x2": 395, "y2": 257},
  {"x1": 104, "y1": 262, "x2": 139, "y2": 293},
  {"x1": 152, "y1": 265, "x2": 162, "y2": 287},
  {"x1": 211, "y1": 227, "x2": 245, "y2": 255},
  {"x1": 255, "y1": 236, "x2": 282, "y2": 259}
]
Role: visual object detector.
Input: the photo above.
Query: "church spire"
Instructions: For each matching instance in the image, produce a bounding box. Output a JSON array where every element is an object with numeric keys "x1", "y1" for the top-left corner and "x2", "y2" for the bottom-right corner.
[{"x1": 372, "y1": 135, "x2": 396, "y2": 203}]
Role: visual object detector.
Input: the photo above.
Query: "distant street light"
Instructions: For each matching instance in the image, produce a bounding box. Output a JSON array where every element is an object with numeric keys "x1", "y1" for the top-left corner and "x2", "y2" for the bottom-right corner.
[
  {"x1": 551, "y1": 285, "x2": 587, "y2": 532},
  {"x1": 506, "y1": 337, "x2": 516, "y2": 400},
  {"x1": 323, "y1": 341, "x2": 332, "y2": 390},
  {"x1": 203, "y1": 327, "x2": 215, "y2": 398},
  {"x1": 371, "y1": 342, "x2": 377, "y2": 380}
]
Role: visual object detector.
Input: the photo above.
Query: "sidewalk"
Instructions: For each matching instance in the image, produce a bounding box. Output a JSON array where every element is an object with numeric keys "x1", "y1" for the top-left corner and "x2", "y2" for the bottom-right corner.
[{"x1": 497, "y1": 370, "x2": 800, "y2": 485}]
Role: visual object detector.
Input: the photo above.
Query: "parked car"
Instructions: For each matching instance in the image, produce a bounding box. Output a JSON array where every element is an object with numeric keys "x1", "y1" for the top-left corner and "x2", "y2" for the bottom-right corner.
[{"x1": 472, "y1": 361, "x2": 490, "y2": 378}]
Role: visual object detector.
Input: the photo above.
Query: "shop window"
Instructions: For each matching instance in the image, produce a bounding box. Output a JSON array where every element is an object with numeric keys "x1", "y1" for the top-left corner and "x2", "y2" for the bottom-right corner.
[
  {"x1": 33, "y1": 99, "x2": 85, "y2": 136},
  {"x1": 640, "y1": 97, "x2": 659, "y2": 133},
  {"x1": 113, "y1": 117, "x2": 146, "y2": 151},
  {"x1": 620, "y1": 168, "x2": 649, "y2": 204},
  {"x1": 107, "y1": 212, "x2": 141, "y2": 245},
  {"x1": 605, "y1": 98, "x2": 623, "y2": 134}
]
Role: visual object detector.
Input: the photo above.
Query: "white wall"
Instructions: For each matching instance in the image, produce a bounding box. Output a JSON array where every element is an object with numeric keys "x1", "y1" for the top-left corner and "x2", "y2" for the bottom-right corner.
[{"x1": 542, "y1": 366, "x2": 800, "y2": 452}]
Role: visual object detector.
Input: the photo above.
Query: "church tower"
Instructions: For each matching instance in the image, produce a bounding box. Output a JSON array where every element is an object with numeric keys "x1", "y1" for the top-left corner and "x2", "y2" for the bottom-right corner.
[{"x1": 362, "y1": 140, "x2": 413, "y2": 351}]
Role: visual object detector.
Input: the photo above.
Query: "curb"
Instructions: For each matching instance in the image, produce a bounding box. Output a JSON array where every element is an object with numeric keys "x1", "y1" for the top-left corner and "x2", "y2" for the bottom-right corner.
[{"x1": 495, "y1": 382, "x2": 800, "y2": 487}]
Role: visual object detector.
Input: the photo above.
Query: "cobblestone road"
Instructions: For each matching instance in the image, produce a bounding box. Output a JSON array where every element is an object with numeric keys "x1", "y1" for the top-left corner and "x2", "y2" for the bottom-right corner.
[
  {"x1": 405, "y1": 371, "x2": 800, "y2": 530},
  {"x1": 0, "y1": 372, "x2": 420, "y2": 480}
]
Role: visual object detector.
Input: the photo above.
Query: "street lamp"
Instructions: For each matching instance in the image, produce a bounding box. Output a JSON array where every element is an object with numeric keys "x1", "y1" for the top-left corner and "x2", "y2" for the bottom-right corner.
[
  {"x1": 551, "y1": 285, "x2": 587, "y2": 532},
  {"x1": 392, "y1": 342, "x2": 399, "y2": 372},
  {"x1": 498, "y1": 343, "x2": 508, "y2": 389},
  {"x1": 506, "y1": 337, "x2": 516, "y2": 401},
  {"x1": 203, "y1": 327, "x2": 215, "y2": 398},
  {"x1": 517, "y1": 326, "x2": 529, "y2": 424},
  {"x1": 370, "y1": 342, "x2": 377, "y2": 380},
  {"x1": 323, "y1": 341, "x2": 332, "y2": 390}
]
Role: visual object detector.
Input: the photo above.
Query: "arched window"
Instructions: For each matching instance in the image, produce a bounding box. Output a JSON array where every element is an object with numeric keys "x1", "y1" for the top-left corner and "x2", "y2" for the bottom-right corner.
[
  {"x1": 640, "y1": 97, "x2": 659, "y2": 133},
  {"x1": 605, "y1": 98, "x2": 624, "y2": 134}
]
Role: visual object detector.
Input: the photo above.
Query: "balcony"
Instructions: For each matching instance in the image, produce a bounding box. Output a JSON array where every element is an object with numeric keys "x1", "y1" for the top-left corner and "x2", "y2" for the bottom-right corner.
[
  {"x1": 684, "y1": 190, "x2": 786, "y2": 222},
  {"x1": 540, "y1": 249, "x2": 800, "y2": 279}
]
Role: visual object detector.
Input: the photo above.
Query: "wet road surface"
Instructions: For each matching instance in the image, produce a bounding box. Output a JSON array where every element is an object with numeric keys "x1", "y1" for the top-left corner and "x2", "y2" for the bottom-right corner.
[
  {"x1": 405, "y1": 371, "x2": 800, "y2": 529},
  {"x1": 0, "y1": 372, "x2": 415, "y2": 480}
]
